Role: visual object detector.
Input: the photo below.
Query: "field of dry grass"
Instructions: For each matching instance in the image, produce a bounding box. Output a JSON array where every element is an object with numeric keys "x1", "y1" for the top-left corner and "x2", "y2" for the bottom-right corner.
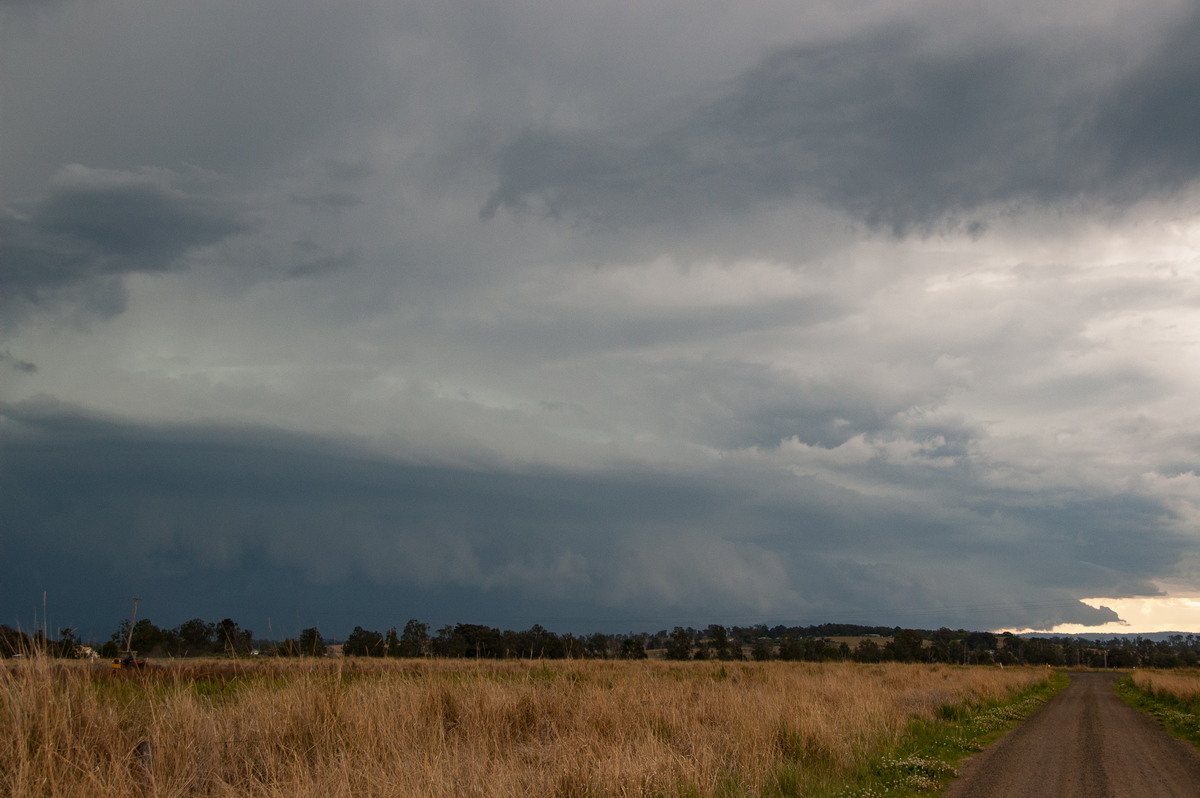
[
  {"x1": 2, "y1": 655, "x2": 1050, "y2": 797},
  {"x1": 1122, "y1": 668, "x2": 1200, "y2": 750},
  {"x1": 1129, "y1": 668, "x2": 1200, "y2": 702}
]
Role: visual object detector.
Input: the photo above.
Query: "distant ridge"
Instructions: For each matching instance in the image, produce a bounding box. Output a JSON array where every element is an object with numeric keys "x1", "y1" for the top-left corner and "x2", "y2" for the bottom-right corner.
[{"x1": 1018, "y1": 631, "x2": 1193, "y2": 642}]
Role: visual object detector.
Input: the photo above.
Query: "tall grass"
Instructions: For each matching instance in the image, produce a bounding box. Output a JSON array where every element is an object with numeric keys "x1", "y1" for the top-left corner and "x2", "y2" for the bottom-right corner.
[
  {"x1": 2, "y1": 655, "x2": 1049, "y2": 797},
  {"x1": 1122, "y1": 669, "x2": 1200, "y2": 747},
  {"x1": 1129, "y1": 669, "x2": 1200, "y2": 705}
]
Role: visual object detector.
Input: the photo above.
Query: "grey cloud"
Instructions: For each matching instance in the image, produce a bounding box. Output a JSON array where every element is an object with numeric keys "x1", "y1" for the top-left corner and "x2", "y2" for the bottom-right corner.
[
  {"x1": 1096, "y1": 8, "x2": 1200, "y2": 192},
  {"x1": 287, "y1": 248, "x2": 360, "y2": 279},
  {"x1": 0, "y1": 1, "x2": 395, "y2": 194},
  {"x1": 1065, "y1": 602, "x2": 1124, "y2": 627},
  {"x1": 290, "y1": 191, "x2": 364, "y2": 212},
  {"x1": 792, "y1": 558, "x2": 1122, "y2": 630},
  {"x1": 637, "y1": 358, "x2": 915, "y2": 451},
  {"x1": 605, "y1": 353, "x2": 966, "y2": 453},
  {"x1": 4, "y1": 0, "x2": 1199, "y2": 638},
  {"x1": 0, "y1": 351, "x2": 37, "y2": 373},
  {"x1": 2, "y1": 402, "x2": 1189, "y2": 634},
  {"x1": 0, "y1": 165, "x2": 250, "y2": 313},
  {"x1": 0, "y1": 404, "x2": 753, "y2": 629},
  {"x1": 34, "y1": 166, "x2": 249, "y2": 261},
  {"x1": 481, "y1": 132, "x2": 695, "y2": 227},
  {"x1": 459, "y1": 294, "x2": 845, "y2": 365},
  {"x1": 318, "y1": 160, "x2": 375, "y2": 183},
  {"x1": 0, "y1": 0, "x2": 71, "y2": 10},
  {"x1": 485, "y1": 8, "x2": 1200, "y2": 233}
]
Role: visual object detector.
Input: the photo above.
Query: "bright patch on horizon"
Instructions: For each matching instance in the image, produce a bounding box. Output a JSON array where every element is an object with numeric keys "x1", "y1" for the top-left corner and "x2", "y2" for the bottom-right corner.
[{"x1": 1007, "y1": 595, "x2": 1200, "y2": 635}]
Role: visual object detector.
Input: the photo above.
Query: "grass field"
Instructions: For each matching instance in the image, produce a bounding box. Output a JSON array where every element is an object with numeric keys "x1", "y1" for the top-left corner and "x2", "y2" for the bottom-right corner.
[
  {"x1": 2, "y1": 655, "x2": 1052, "y2": 797},
  {"x1": 1121, "y1": 669, "x2": 1200, "y2": 748},
  {"x1": 1129, "y1": 668, "x2": 1200, "y2": 703}
]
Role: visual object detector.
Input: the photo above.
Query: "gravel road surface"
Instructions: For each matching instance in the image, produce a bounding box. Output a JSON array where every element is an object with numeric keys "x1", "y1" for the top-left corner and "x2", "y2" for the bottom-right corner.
[{"x1": 943, "y1": 671, "x2": 1200, "y2": 797}]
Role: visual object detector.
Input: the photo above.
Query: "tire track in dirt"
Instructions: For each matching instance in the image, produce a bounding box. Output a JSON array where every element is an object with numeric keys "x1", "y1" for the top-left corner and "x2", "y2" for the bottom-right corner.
[{"x1": 943, "y1": 671, "x2": 1200, "y2": 798}]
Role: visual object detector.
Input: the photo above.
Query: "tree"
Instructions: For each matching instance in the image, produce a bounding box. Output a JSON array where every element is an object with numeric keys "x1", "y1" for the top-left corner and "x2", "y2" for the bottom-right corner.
[
  {"x1": 618, "y1": 636, "x2": 648, "y2": 659},
  {"x1": 707, "y1": 625, "x2": 731, "y2": 660},
  {"x1": 0, "y1": 625, "x2": 30, "y2": 657},
  {"x1": 965, "y1": 631, "x2": 997, "y2": 655},
  {"x1": 432, "y1": 625, "x2": 466, "y2": 657},
  {"x1": 54, "y1": 628, "x2": 80, "y2": 658},
  {"x1": 853, "y1": 639, "x2": 882, "y2": 663},
  {"x1": 751, "y1": 638, "x2": 774, "y2": 661},
  {"x1": 585, "y1": 633, "x2": 611, "y2": 659},
  {"x1": 298, "y1": 627, "x2": 325, "y2": 657},
  {"x1": 111, "y1": 618, "x2": 167, "y2": 656},
  {"x1": 888, "y1": 629, "x2": 925, "y2": 662},
  {"x1": 435, "y1": 624, "x2": 501, "y2": 658},
  {"x1": 777, "y1": 635, "x2": 802, "y2": 661},
  {"x1": 522, "y1": 624, "x2": 555, "y2": 659},
  {"x1": 174, "y1": 618, "x2": 215, "y2": 656},
  {"x1": 215, "y1": 618, "x2": 253, "y2": 655},
  {"x1": 398, "y1": 619, "x2": 429, "y2": 657},
  {"x1": 1107, "y1": 644, "x2": 1137, "y2": 668},
  {"x1": 1020, "y1": 637, "x2": 1065, "y2": 666},
  {"x1": 665, "y1": 627, "x2": 693, "y2": 660},
  {"x1": 561, "y1": 633, "x2": 585, "y2": 658},
  {"x1": 272, "y1": 638, "x2": 302, "y2": 656},
  {"x1": 343, "y1": 626, "x2": 386, "y2": 657}
]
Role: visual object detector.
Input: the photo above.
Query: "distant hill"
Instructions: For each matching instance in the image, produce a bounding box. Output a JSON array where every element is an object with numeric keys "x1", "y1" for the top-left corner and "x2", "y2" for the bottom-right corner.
[{"x1": 1018, "y1": 631, "x2": 1194, "y2": 642}]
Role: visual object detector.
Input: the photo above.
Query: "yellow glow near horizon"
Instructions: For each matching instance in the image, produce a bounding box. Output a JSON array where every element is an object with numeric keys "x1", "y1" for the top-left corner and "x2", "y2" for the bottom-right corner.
[{"x1": 1002, "y1": 595, "x2": 1200, "y2": 635}]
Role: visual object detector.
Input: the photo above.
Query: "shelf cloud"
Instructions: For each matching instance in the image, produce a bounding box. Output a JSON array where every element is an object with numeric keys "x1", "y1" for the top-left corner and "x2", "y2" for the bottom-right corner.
[{"x1": 3, "y1": 0, "x2": 1200, "y2": 636}]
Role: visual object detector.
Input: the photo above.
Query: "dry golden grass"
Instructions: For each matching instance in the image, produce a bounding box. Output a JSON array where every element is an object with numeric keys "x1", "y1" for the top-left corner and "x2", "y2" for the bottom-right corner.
[
  {"x1": 1130, "y1": 668, "x2": 1200, "y2": 701},
  {"x1": 2, "y1": 655, "x2": 1048, "y2": 797}
]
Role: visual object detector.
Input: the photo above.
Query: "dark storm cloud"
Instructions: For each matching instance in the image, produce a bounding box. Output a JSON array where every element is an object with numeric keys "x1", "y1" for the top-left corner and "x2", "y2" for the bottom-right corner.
[
  {"x1": 0, "y1": 165, "x2": 250, "y2": 314},
  {"x1": 0, "y1": 401, "x2": 1187, "y2": 634},
  {"x1": 485, "y1": 7, "x2": 1200, "y2": 233},
  {"x1": 4, "y1": 0, "x2": 1199, "y2": 637},
  {"x1": 1096, "y1": 7, "x2": 1200, "y2": 192},
  {"x1": 0, "y1": 402, "x2": 740, "y2": 631},
  {"x1": 33, "y1": 166, "x2": 249, "y2": 262},
  {"x1": 787, "y1": 557, "x2": 1123, "y2": 630}
]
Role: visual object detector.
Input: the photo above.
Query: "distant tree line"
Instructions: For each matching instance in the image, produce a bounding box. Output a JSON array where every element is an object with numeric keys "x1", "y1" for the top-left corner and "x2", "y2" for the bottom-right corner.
[
  {"x1": 342, "y1": 622, "x2": 649, "y2": 660},
  {"x1": 104, "y1": 617, "x2": 255, "y2": 657},
  {"x1": 4, "y1": 619, "x2": 1200, "y2": 668},
  {"x1": 0, "y1": 618, "x2": 254, "y2": 659},
  {"x1": 652, "y1": 624, "x2": 1200, "y2": 668}
]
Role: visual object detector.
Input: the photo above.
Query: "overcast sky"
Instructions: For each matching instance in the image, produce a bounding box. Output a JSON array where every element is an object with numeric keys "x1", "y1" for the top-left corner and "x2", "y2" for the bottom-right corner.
[{"x1": 4, "y1": 0, "x2": 1200, "y2": 641}]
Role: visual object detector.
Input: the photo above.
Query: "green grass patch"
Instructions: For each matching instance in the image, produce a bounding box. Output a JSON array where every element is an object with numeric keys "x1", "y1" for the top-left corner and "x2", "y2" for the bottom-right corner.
[
  {"x1": 187, "y1": 676, "x2": 247, "y2": 702},
  {"x1": 1116, "y1": 677, "x2": 1200, "y2": 748},
  {"x1": 826, "y1": 670, "x2": 1069, "y2": 798}
]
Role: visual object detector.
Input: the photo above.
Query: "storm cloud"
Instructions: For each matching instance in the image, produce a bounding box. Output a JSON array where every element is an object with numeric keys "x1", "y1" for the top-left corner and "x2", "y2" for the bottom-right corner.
[
  {"x1": 0, "y1": 165, "x2": 250, "y2": 324},
  {"x1": 0, "y1": 402, "x2": 1158, "y2": 632},
  {"x1": 486, "y1": 4, "x2": 1200, "y2": 233},
  {"x1": 3, "y1": 0, "x2": 1200, "y2": 637}
]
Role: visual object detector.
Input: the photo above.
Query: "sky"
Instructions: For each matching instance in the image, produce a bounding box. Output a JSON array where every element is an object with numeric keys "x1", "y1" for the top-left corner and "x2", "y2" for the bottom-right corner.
[{"x1": 4, "y1": 0, "x2": 1200, "y2": 642}]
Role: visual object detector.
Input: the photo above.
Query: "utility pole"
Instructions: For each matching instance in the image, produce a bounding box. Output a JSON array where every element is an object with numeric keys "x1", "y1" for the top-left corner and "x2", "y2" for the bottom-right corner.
[{"x1": 125, "y1": 596, "x2": 141, "y2": 654}]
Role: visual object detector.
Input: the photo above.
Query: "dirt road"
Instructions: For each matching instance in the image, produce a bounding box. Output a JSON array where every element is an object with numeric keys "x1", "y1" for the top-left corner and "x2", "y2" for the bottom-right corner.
[{"x1": 943, "y1": 672, "x2": 1200, "y2": 797}]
